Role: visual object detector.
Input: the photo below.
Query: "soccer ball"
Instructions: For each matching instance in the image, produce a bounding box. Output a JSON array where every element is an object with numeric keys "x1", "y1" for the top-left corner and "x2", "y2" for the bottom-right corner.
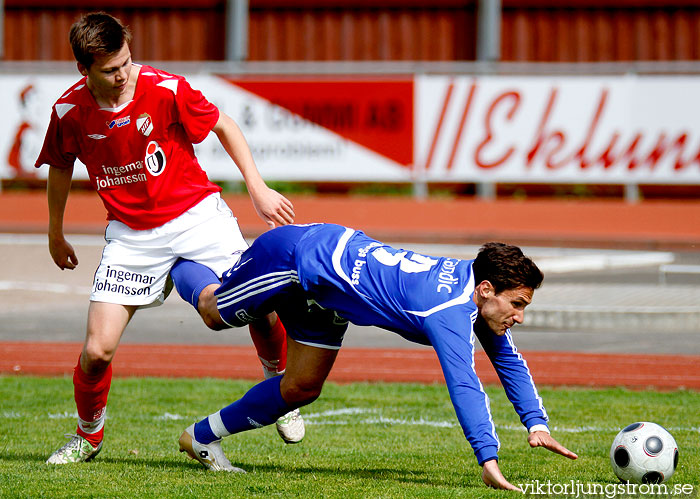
[{"x1": 610, "y1": 422, "x2": 679, "y2": 484}]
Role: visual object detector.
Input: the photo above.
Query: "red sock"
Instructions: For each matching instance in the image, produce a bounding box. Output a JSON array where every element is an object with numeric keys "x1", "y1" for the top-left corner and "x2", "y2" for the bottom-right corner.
[
  {"x1": 248, "y1": 318, "x2": 287, "y2": 376},
  {"x1": 73, "y1": 356, "x2": 112, "y2": 447}
]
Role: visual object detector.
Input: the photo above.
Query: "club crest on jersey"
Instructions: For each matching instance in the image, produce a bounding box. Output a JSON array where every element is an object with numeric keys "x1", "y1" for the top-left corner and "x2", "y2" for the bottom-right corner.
[
  {"x1": 136, "y1": 113, "x2": 153, "y2": 137},
  {"x1": 144, "y1": 141, "x2": 166, "y2": 176}
]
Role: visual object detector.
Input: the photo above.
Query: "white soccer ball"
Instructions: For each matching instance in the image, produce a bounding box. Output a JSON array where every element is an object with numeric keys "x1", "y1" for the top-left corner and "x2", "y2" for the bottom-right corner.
[{"x1": 610, "y1": 422, "x2": 679, "y2": 484}]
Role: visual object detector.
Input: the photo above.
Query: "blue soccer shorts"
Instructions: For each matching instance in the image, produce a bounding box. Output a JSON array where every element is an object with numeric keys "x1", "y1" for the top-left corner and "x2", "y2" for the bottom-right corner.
[{"x1": 215, "y1": 224, "x2": 348, "y2": 350}]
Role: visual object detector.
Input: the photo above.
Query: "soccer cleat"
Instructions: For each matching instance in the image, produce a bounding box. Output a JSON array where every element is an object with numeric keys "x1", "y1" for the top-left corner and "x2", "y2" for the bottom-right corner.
[
  {"x1": 276, "y1": 408, "x2": 305, "y2": 444},
  {"x1": 46, "y1": 434, "x2": 102, "y2": 464},
  {"x1": 178, "y1": 424, "x2": 245, "y2": 473}
]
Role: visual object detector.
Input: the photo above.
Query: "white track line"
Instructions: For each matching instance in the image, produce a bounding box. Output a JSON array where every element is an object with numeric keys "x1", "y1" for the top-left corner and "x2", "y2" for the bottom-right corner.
[
  {"x1": 15, "y1": 408, "x2": 696, "y2": 434},
  {"x1": 0, "y1": 281, "x2": 91, "y2": 294}
]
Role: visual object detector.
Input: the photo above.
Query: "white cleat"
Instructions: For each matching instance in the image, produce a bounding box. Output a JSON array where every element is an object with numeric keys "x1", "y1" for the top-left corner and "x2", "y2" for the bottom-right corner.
[
  {"x1": 46, "y1": 434, "x2": 102, "y2": 464},
  {"x1": 276, "y1": 408, "x2": 305, "y2": 444},
  {"x1": 178, "y1": 424, "x2": 246, "y2": 472}
]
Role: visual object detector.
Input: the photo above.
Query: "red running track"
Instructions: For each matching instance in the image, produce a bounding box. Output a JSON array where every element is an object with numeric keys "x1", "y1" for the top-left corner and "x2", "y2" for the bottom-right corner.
[
  {"x1": 2, "y1": 342, "x2": 699, "y2": 390},
  {"x1": 2, "y1": 191, "x2": 700, "y2": 250}
]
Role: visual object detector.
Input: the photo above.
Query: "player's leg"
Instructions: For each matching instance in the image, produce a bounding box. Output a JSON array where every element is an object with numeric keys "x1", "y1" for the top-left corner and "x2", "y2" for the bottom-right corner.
[
  {"x1": 169, "y1": 259, "x2": 223, "y2": 329},
  {"x1": 174, "y1": 219, "x2": 314, "y2": 443},
  {"x1": 249, "y1": 312, "x2": 287, "y2": 379},
  {"x1": 247, "y1": 311, "x2": 309, "y2": 443},
  {"x1": 278, "y1": 338, "x2": 337, "y2": 406},
  {"x1": 180, "y1": 280, "x2": 347, "y2": 471},
  {"x1": 169, "y1": 259, "x2": 290, "y2": 378},
  {"x1": 47, "y1": 301, "x2": 135, "y2": 464},
  {"x1": 170, "y1": 251, "x2": 304, "y2": 442},
  {"x1": 178, "y1": 339, "x2": 337, "y2": 471},
  {"x1": 47, "y1": 219, "x2": 173, "y2": 464}
]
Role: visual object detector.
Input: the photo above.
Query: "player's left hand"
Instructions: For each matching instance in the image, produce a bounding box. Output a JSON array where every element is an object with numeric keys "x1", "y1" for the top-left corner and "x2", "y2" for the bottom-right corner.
[
  {"x1": 251, "y1": 187, "x2": 295, "y2": 228},
  {"x1": 528, "y1": 431, "x2": 578, "y2": 460},
  {"x1": 481, "y1": 459, "x2": 521, "y2": 491}
]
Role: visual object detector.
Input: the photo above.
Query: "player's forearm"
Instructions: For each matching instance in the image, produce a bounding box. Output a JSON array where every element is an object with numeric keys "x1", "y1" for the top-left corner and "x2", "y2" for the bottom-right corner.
[
  {"x1": 477, "y1": 329, "x2": 549, "y2": 427},
  {"x1": 47, "y1": 165, "x2": 73, "y2": 238},
  {"x1": 213, "y1": 113, "x2": 267, "y2": 195}
]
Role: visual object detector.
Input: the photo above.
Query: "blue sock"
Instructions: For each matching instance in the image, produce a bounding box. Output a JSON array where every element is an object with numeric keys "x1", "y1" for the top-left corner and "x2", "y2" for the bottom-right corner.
[
  {"x1": 194, "y1": 376, "x2": 292, "y2": 443},
  {"x1": 170, "y1": 258, "x2": 219, "y2": 310}
]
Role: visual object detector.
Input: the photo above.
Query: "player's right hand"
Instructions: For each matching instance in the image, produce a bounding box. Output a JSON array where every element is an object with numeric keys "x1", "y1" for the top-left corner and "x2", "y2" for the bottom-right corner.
[
  {"x1": 49, "y1": 236, "x2": 79, "y2": 270},
  {"x1": 528, "y1": 431, "x2": 578, "y2": 460},
  {"x1": 251, "y1": 186, "x2": 295, "y2": 228},
  {"x1": 481, "y1": 459, "x2": 521, "y2": 491}
]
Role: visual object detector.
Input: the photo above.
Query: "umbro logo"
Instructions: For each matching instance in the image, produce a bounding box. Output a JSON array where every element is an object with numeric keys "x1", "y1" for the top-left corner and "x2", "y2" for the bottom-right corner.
[{"x1": 88, "y1": 134, "x2": 107, "y2": 140}]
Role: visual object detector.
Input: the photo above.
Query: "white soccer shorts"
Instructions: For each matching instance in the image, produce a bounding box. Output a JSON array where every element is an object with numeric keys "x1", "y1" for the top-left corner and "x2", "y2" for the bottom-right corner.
[{"x1": 90, "y1": 193, "x2": 247, "y2": 307}]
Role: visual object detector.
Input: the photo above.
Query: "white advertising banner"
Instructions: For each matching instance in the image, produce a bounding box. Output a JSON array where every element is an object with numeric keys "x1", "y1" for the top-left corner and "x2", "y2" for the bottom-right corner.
[
  {"x1": 187, "y1": 75, "x2": 414, "y2": 181},
  {"x1": 2, "y1": 72, "x2": 413, "y2": 182},
  {"x1": 416, "y1": 75, "x2": 700, "y2": 184},
  {"x1": 0, "y1": 75, "x2": 76, "y2": 180},
  {"x1": 3, "y1": 70, "x2": 700, "y2": 185}
]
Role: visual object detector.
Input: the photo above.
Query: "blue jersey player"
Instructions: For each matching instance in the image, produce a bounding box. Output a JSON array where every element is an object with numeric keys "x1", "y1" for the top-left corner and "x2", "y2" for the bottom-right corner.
[{"x1": 170, "y1": 223, "x2": 577, "y2": 489}]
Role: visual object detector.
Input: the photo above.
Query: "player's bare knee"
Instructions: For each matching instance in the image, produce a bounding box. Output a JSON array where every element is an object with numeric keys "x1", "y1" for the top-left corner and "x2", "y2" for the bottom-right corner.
[
  {"x1": 202, "y1": 312, "x2": 226, "y2": 331},
  {"x1": 280, "y1": 378, "x2": 323, "y2": 406},
  {"x1": 197, "y1": 286, "x2": 216, "y2": 314},
  {"x1": 251, "y1": 312, "x2": 277, "y2": 332},
  {"x1": 198, "y1": 286, "x2": 227, "y2": 330},
  {"x1": 81, "y1": 347, "x2": 114, "y2": 374}
]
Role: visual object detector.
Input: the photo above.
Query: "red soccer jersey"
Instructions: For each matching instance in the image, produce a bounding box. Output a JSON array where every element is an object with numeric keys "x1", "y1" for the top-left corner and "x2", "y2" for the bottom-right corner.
[{"x1": 35, "y1": 64, "x2": 221, "y2": 230}]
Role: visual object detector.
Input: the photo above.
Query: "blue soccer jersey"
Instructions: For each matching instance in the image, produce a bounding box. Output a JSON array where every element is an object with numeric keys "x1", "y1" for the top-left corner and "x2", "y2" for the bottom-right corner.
[{"x1": 216, "y1": 223, "x2": 549, "y2": 464}]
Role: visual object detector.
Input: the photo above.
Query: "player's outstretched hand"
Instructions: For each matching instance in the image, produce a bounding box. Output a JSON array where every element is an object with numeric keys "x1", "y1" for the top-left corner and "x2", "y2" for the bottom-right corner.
[
  {"x1": 481, "y1": 459, "x2": 521, "y2": 491},
  {"x1": 528, "y1": 431, "x2": 578, "y2": 460},
  {"x1": 49, "y1": 235, "x2": 79, "y2": 270},
  {"x1": 251, "y1": 186, "x2": 295, "y2": 228}
]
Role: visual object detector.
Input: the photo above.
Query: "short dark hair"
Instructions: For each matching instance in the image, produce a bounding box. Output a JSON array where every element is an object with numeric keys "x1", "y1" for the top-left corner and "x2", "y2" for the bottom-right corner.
[
  {"x1": 69, "y1": 12, "x2": 132, "y2": 69},
  {"x1": 472, "y1": 242, "x2": 543, "y2": 294}
]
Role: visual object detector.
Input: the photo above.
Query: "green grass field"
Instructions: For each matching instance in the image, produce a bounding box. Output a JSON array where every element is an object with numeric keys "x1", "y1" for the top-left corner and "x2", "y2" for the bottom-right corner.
[{"x1": 1, "y1": 376, "x2": 698, "y2": 498}]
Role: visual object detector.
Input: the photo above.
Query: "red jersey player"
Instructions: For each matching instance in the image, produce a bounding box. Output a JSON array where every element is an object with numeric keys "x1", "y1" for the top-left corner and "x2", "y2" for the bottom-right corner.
[{"x1": 36, "y1": 12, "x2": 304, "y2": 464}]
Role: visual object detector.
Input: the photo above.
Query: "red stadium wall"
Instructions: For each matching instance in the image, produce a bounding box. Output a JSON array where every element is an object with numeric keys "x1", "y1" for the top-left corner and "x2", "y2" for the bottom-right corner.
[
  {"x1": 3, "y1": 0, "x2": 227, "y2": 61},
  {"x1": 248, "y1": 1, "x2": 477, "y2": 61},
  {"x1": 5, "y1": 0, "x2": 700, "y2": 62},
  {"x1": 501, "y1": 0, "x2": 700, "y2": 62}
]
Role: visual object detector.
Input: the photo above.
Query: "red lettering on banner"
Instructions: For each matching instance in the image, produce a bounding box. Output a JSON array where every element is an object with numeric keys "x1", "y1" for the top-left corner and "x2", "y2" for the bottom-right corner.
[
  {"x1": 572, "y1": 89, "x2": 608, "y2": 169},
  {"x1": 624, "y1": 134, "x2": 642, "y2": 170},
  {"x1": 596, "y1": 132, "x2": 619, "y2": 169},
  {"x1": 645, "y1": 134, "x2": 669, "y2": 170},
  {"x1": 424, "y1": 80, "x2": 455, "y2": 173},
  {"x1": 692, "y1": 143, "x2": 700, "y2": 169},
  {"x1": 672, "y1": 133, "x2": 690, "y2": 170},
  {"x1": 475, "y1": 91, "x2": 520, "y2": 169},
  {"x1": 526, "y1": 88, "x2": 568, "y2": 169},
  {"x1": 519, "y1": 87, "x2": 700, "y2": 174},
  {"x1": 598, "y1": 131, "x2": 697, "y2": 172},
  {"x1": 446, "y1": 81, "x2": 476, "y2": 171}
]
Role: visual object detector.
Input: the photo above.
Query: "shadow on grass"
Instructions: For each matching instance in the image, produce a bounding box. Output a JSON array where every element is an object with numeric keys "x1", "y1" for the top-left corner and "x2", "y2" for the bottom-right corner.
[
  {"x1": 3, "y1": 451, "x2": 466, "y2": 488},
  {"x1": 2, "y1": 450, "x2": 191, "y2": 472},
  {"x1": 217, "y1": 461, "x2": 464, "y2": 487}
]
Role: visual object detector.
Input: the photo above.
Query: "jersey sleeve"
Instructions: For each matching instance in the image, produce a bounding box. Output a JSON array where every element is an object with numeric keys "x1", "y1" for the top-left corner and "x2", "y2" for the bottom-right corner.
[
  {"x1": 474, "y1": 322, "x2": 549, "y2": 431},
  {"x1": 424, "y1": 312, "x2": 500, "y2": 465},
  {"x1": 174, "y1": 78, "x2": 220, "y2": 144},
  {"x1": 34, "y1": 107, "x2": 78, "y2": 169}
]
